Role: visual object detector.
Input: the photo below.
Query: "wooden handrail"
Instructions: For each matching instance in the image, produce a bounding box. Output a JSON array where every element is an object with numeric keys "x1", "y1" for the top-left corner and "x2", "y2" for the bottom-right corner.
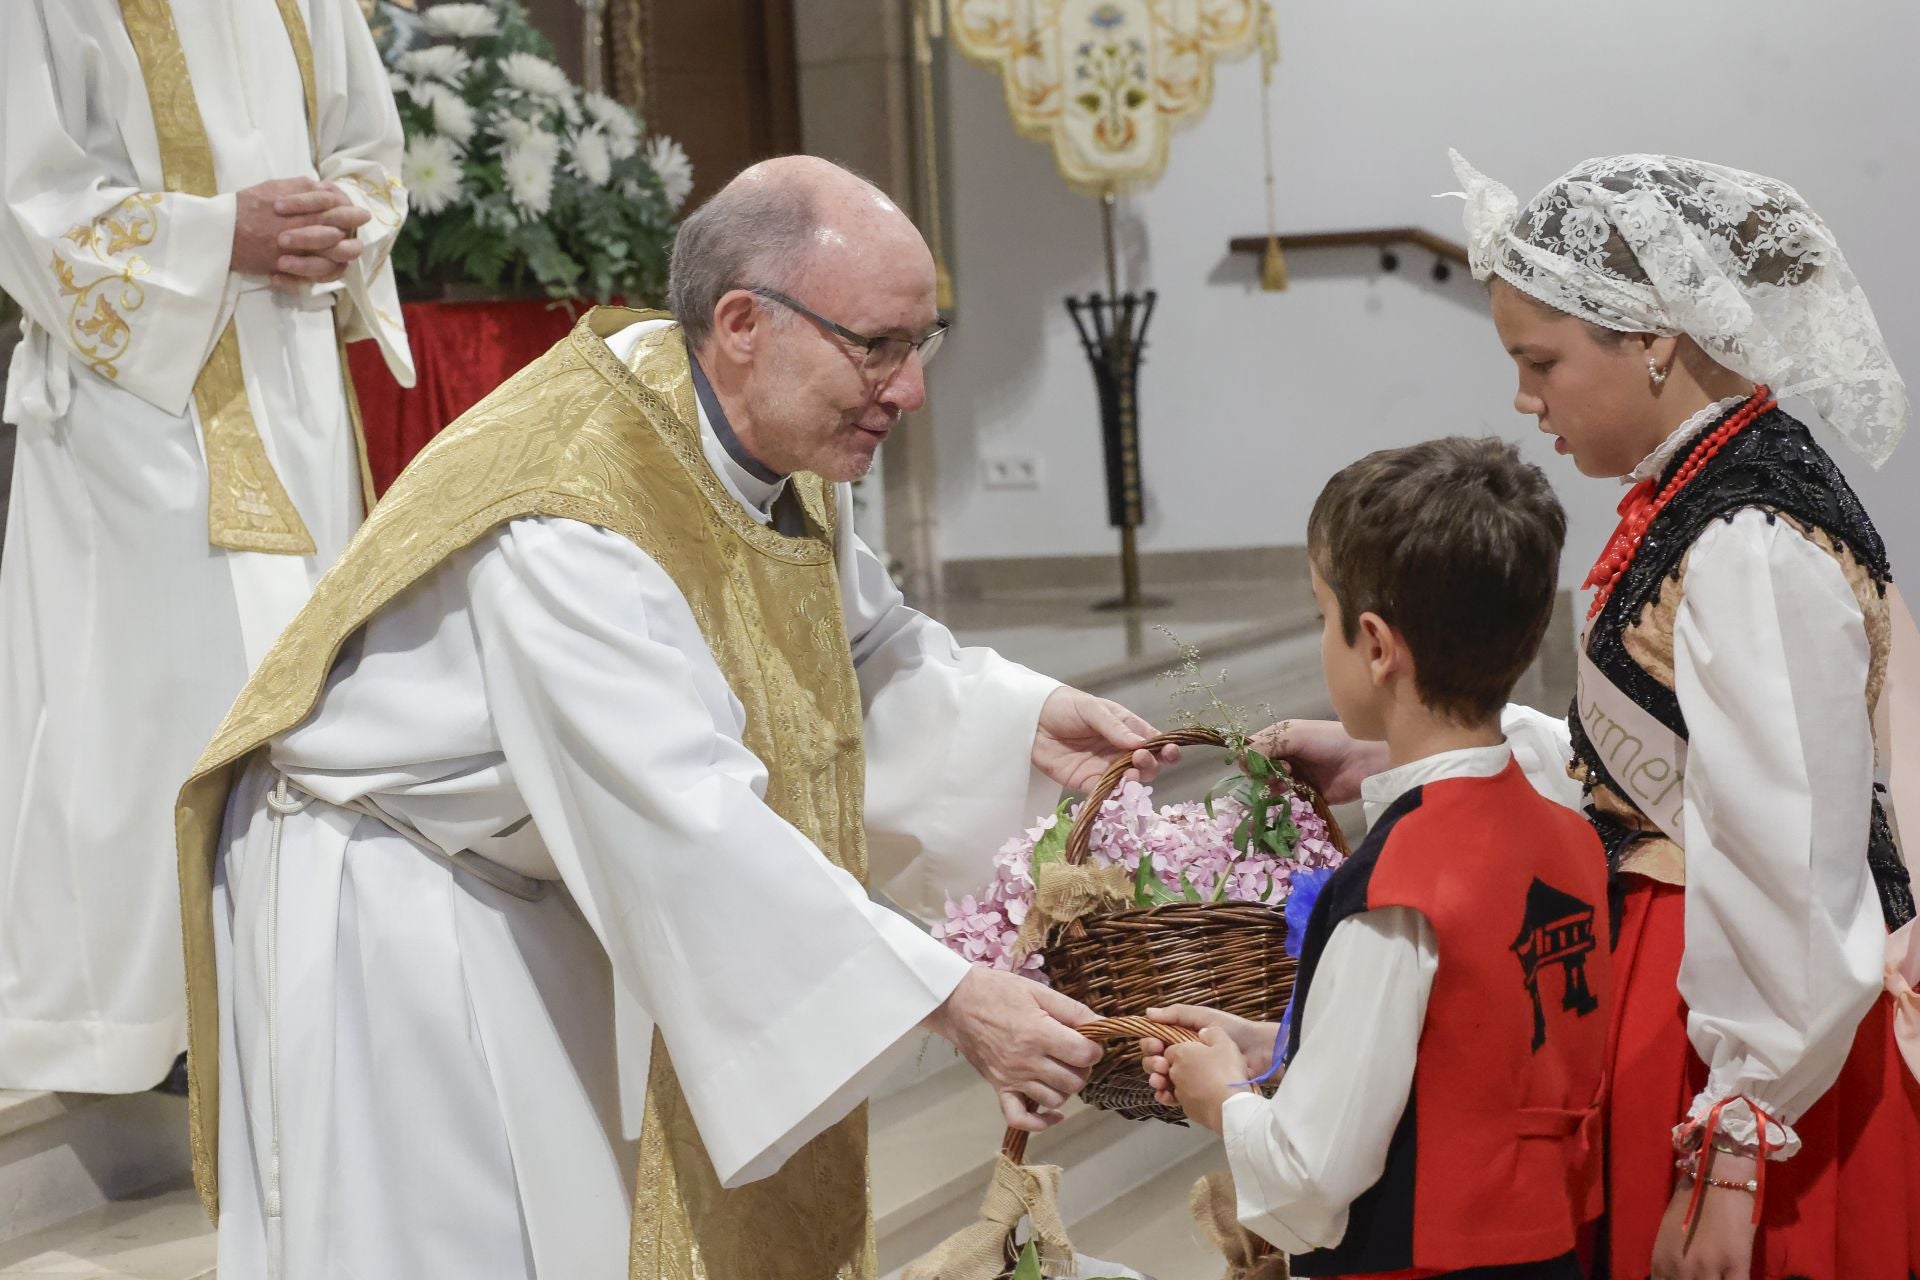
[{"x1": 1229, "y1": 226, "x2": 1469, "y2": 267}]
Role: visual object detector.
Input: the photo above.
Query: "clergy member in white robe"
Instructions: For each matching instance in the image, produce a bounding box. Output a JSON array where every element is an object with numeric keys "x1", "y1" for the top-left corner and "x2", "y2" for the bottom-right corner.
[
  {"x1": 177, "y1": 158, "x2": 1168, "y2": 1279},
  {"x1": 0, "y1": 0, "x2": 412, "y2": 1093}
]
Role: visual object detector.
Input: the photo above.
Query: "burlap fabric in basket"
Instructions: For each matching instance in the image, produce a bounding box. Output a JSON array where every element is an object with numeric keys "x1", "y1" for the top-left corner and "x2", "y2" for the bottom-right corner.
[
  {"x1": 902, "y1": 1017, "x2": 1193, "y2": 1280},
  {"x1": 1028, "y1": 729, "x2": 1351, "y2": 1124}
]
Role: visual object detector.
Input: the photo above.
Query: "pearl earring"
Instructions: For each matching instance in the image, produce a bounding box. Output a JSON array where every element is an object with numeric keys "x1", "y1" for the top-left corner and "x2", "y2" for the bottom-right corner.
[{"x1": 1649, "y1": 356, "x2": 1669, "y2": 388}]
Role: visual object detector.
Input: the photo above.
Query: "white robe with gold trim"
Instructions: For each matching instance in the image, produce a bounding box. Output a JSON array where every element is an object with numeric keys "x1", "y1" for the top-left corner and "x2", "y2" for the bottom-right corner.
[{"x1": 0, "y1": 0, "x2": 412, "y2": 1092}]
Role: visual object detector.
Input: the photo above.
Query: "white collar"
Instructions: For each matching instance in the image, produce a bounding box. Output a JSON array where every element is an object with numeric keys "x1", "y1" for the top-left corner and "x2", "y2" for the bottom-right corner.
[
  {"x1": 694, "y1": 393, "x2": 786, "y2": 525},
  {"x1": 601, "y1": 317, "x2": 787, "y2": 524},
  {"x1": 1627, "y1": 395, "x2": 1748, "y2": 485},
  {"x1": 1359, "y1": 742, "x2": 1514, "y2": 828}
]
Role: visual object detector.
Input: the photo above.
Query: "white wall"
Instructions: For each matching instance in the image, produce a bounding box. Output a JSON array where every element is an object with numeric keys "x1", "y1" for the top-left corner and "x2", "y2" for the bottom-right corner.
[{"x1": 930, "y1": 0, "x2": 1920, "y2": 589}]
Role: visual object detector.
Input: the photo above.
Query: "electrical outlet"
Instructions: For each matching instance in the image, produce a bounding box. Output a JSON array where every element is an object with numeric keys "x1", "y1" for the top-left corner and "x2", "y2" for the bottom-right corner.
[{"x1": 981, "y1": 455, "x2": 1041, "y2": 490}]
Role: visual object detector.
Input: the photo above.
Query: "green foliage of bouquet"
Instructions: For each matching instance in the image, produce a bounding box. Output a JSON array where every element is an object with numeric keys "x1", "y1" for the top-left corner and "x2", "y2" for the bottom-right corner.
[{"x1": 371, "y1": 1, "x2": 691, "y2": 301}]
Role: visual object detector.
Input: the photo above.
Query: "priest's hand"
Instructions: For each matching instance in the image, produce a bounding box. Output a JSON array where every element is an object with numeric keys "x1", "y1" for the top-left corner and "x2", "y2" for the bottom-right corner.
[
  {"x1": 269, "y1": 183, "x2": 372, "y2": 290},
  {"x1": 925, "y1": 968, "x2": 1103, "y2": 1133},
  {"x1": 1247, "y1": 718, "x2": 1384, "y2": 806},
  {"x1": 1032, "y1": 687, "x2": 1180, "y2": 792},
  {"x1": 233, "y1": 177, "x2": 332, "y2": 277}
]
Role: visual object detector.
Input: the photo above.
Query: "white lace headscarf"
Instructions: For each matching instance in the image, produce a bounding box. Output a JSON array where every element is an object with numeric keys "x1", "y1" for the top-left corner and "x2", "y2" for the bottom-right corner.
[{"x1": 1445, "y1": 149, "x2": 1909, "y2": 468}]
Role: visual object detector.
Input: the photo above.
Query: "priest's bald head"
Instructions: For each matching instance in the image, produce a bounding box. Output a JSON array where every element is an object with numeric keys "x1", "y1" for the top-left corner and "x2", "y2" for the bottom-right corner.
[{"x1": 666, "y1": 155, "x2": 947, "y2": 482}]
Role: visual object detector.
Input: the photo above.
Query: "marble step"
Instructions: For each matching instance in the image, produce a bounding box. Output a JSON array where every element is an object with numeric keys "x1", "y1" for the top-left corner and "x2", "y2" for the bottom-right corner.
[
  {"x1": 1067, "y1": 1146, "x2": 1233, "y2": 1280},
  {"x1": 0, "y1": 1093, "x2": 191, "y2": 1248},
  {"x1": 0, "y1": 1183, "x2": 212, "y2": 1280}
]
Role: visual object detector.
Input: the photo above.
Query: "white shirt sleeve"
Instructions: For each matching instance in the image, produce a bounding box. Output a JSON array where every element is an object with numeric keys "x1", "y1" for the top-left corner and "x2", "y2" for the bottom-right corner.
[
  {"x1": 1501, "y1": 703, "x2": 1582, "y2": 810},
  {"x1": 306, "y1": 0, "x2": 413, "y2": 384},
  {"x1": 832, "y1": 486, "x2": 1063, "y2": 922},
  {"x1": 0, "y1": 0, "x2": 236, "y2": 416},
  {"x1": 1670, "y1": 510, "x2": 1886, "y2": 1157},
  {"x1": 1221, "y1": 907, "x2": 1437, "y2": 1253},
  {"x1": 463, "y1": 517, "x2": 969, "y2": 1187}
]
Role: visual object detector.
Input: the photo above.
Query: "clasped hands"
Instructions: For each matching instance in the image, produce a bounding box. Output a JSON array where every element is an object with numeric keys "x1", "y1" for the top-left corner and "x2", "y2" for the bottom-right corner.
[{"x1": 231, "y1": 176, "x2": 373, "y2": 291}]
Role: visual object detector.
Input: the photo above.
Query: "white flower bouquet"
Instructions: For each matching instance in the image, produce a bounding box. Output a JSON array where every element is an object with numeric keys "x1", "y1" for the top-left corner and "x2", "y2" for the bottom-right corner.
[{"x1": 371, "y1": 0, "x2": 692, "y2": 300}]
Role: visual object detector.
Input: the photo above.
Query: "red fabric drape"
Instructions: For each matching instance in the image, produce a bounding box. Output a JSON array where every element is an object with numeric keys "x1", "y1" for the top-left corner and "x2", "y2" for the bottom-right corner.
[{"x1": 346, "y1": 299, "x2": 590, "y2": 496}]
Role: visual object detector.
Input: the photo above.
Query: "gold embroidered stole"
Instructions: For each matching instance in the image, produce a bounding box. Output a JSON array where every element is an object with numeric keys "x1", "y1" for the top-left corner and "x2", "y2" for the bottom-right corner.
[
  {"x1": 618, "y1": 326, "x2": 874, "y2": 1280},
  {"x1": 174, "y1": 309, "x2": 874, "y2": 1278},
  {"x1": 116, "y1": 0, "x2": 367, "y2": 553}
]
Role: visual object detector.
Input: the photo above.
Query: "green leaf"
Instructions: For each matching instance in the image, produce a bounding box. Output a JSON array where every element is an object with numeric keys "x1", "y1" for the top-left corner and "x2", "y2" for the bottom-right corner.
[
  {"x1": 1011, "y1": 1239, "x2": 1044, "y2": 1280},
  {"x1": 1029, "y1": 797, "x2": 1075, "y2": 877},
  {"x1": 1244, "y1": 749, "x2": 1273, "y2": 779},
  {"x1": 1202, "y1": 769, "x2": 1246, "y2": 819},
  {"x1": 1134, "y1": 851, "x2": 1183, "y2": 908}
]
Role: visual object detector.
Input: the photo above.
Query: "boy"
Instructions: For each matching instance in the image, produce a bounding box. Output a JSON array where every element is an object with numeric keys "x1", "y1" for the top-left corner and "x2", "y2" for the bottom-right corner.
[{"x1": 1143, "y1": 437, "x2": 1609, "y2": 1279}]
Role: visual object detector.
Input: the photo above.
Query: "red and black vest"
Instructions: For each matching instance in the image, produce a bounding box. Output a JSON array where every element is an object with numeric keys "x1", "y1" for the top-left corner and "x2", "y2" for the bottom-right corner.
[
  {"x1": 1567, "y1": 407, "x2": 1912, "y2": 930},
  {"x1": 1284, "y1": 762, "x2": 1611, "y2": 1280}
]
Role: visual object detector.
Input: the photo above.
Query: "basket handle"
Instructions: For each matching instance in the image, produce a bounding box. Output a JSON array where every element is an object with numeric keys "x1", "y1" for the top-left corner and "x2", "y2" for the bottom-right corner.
[
  {"x1": 1061, "y1": 726, "x2": 1352, "y2": 867},
  {"x1": 1000, "y1": 1016, "x2": 1199, "y2": 1163},
  {"x1": 1062, "y1": 728, "x2": 1228, "y2": 867}
]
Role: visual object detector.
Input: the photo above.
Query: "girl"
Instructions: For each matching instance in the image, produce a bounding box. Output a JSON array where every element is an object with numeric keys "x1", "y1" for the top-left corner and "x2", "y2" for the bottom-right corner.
[{"x1": 1261, "y1": 152, "x2": 1919, "y2": 1280}]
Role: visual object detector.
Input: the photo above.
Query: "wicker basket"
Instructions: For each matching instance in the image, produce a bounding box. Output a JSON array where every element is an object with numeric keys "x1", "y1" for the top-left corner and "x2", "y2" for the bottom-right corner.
[{"x1": 1043, "y1": 728, "x2": 1351, "y2": 1124}]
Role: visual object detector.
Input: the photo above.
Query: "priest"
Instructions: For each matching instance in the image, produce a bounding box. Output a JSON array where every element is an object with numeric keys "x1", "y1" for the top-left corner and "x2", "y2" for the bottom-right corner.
[
  {"x1": 0, "y1": 0, "x2": 411, "y2": 1093},
  {"x1": 176, "y1": 155, "x2": 1173, "y2": 1279}
]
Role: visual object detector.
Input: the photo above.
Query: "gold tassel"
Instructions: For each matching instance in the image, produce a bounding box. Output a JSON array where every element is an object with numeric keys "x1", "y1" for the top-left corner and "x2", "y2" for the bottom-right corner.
[{"x1": 1260, "y1": 236, "x2": 1288, "y2": 292}]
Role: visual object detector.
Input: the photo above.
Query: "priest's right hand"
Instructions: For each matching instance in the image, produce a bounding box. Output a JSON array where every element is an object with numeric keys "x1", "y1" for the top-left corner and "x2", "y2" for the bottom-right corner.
[
  {"x1": 925, "y1": 968, "x2": 1103, "y2": 1133},
  {"x1": 1246, "y1": 717, "x2": 1385, "y2": 806}
]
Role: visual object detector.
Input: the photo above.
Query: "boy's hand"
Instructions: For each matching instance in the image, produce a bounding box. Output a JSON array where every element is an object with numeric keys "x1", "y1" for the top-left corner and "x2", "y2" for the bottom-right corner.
[
  {"x1": 1143, "y1": 1005, "x2": 1279, "y2": 1077},
  {"x1": 1157, "y1": 1028, "x2": 1253, "y2": 1134},
  {"x1": 1651, "y1": 1155, "x2": 1758, "y2": 1280},
  {"x1": 1247, "y1": 718, "x2": 1386, "y2": 806}
]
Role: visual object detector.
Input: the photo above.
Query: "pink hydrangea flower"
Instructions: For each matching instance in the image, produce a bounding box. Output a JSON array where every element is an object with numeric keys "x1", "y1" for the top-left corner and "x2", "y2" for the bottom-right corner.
[{"x1": 936, "y1": 778, "x2": 1344, "y2": 972}]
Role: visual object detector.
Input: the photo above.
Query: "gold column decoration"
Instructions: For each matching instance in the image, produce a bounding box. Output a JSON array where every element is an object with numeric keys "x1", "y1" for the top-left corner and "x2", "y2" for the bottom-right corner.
[
  {"x1": 913, "y1": 0, "x2": 954, "y2": 310},
  {"x1": 609, "y1": 0, "x2": 650, "y2": 115},
  {"x1": 1256, "y1": 2, "x2": 1285, "y2": 290}
]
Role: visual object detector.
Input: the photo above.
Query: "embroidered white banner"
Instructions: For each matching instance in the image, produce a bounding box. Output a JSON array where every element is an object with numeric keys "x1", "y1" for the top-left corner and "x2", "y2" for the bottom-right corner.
[{"x1": 1576, "y1": 648, "x2": 1687, "y2": 847}]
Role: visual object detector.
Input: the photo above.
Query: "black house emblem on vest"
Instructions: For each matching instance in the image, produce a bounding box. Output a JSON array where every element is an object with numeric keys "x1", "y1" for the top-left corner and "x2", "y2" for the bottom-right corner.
[{"x1": 1511, "y1": 878, "x2": 1600, "y2": 1052}]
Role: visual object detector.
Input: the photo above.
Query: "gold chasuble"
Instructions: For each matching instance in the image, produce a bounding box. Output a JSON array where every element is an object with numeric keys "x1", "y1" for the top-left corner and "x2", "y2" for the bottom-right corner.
[{"x1": 175, "y1": 309, "x2": 875, "y2": 1278}]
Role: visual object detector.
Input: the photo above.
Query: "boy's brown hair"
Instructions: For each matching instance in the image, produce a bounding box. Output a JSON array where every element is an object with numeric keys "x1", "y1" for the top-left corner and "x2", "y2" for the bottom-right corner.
[{"x1": 1307, "y1": 437, "x2": 1566, "y2": 722}]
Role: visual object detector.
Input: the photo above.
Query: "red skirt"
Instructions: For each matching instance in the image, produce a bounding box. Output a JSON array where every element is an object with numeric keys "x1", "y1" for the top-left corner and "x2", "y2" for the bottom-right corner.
[{"x1": 1606, "y1": 879, "x2": 1920, "y2": 1279}]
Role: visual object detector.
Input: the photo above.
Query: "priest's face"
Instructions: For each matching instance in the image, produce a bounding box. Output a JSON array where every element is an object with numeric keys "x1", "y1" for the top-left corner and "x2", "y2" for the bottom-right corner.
[
  {"x1": 1489, "y1": 280, "x2": 1669, "y2": 479},
  {"x1": 746, "y1": 234, "x2": 940, "y2": 483}
]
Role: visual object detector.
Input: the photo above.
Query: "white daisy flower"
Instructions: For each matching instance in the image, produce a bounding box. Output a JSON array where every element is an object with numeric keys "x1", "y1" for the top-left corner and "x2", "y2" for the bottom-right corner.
[
  {"x1": 643, "y1": 135, "x2": 693, "y2": 211},
  {"x1": 491, "y1": 114, "x2": 560, "y2": 161},
  {"x1": 425, "y1": 85, "x2": 477, "y2": 148},
  {"x1": 568, "y1": 129, "x2": 613, "y2": 187},
  {"x1": 401, "y1": 134, "x2": 464, "y2": 216},
  {"x1": 502, "y1": 142, "x2": 555, "y2": 217},
  {"x1": 419, "y1": 2, "x2": 500, "y2": 39},
  {"x1": 396, "y1": 44, "x2": 472, "y2": 86},
  {"x1": 500, "y1": 52, "x2": 579, "y2": 121},
  {"x1": 583, "y1": 91, "x2": 641, "y2": 160}
]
